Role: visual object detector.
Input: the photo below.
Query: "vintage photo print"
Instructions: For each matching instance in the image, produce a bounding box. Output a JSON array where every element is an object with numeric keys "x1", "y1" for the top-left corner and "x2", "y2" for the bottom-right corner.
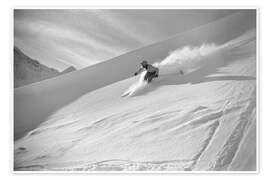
[{"x1": 13, "y1": 9, "x2": 257, "y2": 172}]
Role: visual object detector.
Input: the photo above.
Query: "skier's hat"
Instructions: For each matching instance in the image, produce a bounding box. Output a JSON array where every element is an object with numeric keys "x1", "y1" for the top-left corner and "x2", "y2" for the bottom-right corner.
[{"x1": 141, "y1": 60, "x2": 148, "y2": 66}]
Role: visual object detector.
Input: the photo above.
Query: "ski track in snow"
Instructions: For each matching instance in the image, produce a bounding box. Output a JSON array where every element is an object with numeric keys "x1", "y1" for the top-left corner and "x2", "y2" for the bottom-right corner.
[{"x1": 210, "y1": 89, "x2": 256, "y2": 171}]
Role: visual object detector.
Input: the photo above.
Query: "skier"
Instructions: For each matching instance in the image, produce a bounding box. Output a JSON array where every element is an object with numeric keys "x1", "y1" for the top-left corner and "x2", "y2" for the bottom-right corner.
[{"x1": 134, "y1": 60, "x2": 159, "y2": 83}]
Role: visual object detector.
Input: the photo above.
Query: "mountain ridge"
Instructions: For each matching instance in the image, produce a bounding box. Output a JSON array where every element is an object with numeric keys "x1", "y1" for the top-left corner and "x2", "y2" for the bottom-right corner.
[{"x1": 14, "y1": 47, "x2": 76, "y2": 88}]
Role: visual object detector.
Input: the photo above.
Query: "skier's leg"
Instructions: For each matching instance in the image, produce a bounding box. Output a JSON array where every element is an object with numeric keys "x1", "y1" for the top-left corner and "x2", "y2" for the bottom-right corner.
[
  {"x1": 144, "y1": 72, "x2": 150, "y2": 81},
  {"x1": 154, "y1": 70, "x2": 158, "y2": 77},
  {"x1": 147, "y1": 72, "x2": 156, "y2": 83}
]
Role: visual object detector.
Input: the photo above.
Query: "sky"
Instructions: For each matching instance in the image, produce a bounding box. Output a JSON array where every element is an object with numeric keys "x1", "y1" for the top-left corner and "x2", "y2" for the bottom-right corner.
[{"x1": 14, "y1": 9, "x2": 239, "y2": 71}]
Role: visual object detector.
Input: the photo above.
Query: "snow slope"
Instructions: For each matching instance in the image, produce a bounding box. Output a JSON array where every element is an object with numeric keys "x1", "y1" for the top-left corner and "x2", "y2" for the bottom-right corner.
[{"x1": 14, "y1": 11, "x2": 257, "y2": 171}]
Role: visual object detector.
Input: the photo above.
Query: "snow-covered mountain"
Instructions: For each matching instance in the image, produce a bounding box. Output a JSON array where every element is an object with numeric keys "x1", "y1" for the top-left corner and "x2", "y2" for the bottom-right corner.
[
  {"x1": 61, "y1": 66, "x2": 76, "y2": 74},
  {"x1": 14, "y1": 11, "x2": 257, "y2": 171},
  {"x1": 14, "y1": 47, "x2": 76, "y2": 88}
]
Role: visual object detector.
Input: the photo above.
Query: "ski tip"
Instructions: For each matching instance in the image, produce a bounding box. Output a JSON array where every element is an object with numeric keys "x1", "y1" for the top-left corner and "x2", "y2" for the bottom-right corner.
[{"x1": 121, "y1": 92, "x2": 130, "y2": 97}]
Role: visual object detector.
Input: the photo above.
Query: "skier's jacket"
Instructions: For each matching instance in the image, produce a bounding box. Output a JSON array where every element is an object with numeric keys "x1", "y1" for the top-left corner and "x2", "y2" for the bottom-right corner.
[{"x1": 134, "y1": 64, "x2": 159, "y2": 76}]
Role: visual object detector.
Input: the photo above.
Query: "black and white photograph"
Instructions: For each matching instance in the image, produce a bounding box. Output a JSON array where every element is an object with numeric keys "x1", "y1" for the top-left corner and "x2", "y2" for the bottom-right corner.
[{"x1": 13, "y1": 9, "x2": 257, "y2": 172}]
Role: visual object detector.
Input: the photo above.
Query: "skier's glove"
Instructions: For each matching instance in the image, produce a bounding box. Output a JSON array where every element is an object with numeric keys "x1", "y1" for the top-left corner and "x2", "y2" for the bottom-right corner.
[{"x1": 134, "y1": 72, "x2": 138, "y2": 76}]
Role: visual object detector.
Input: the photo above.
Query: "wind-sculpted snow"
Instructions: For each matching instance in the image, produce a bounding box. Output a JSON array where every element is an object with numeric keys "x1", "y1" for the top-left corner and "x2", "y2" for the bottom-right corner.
[
  {"x1": 14, "y1": 11, "x2": 257, "y2": 171},
  {"x1": 211, "y1": 89, "x2": 256, "y2": 171}
]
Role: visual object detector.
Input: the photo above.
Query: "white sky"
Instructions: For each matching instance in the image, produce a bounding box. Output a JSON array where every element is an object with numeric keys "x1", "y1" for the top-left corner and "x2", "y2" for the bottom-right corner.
[{"x1": 14, "y1": 9, "x2": 239, "y2": 71}]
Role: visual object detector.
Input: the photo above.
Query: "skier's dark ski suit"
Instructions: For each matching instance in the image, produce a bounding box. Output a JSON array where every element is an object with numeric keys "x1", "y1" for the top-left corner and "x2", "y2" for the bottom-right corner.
[{"x1": 134, "y1": 61, "x2": 159, "y2": 83}]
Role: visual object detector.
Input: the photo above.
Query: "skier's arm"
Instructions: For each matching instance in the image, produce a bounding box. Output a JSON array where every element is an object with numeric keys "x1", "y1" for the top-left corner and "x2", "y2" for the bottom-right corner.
[
  {"x1": 134, "y1": 66, "x2": 144, "y2": 76},
  {"x1": 147, "y1": 64, "x2": 159, "y2": 73}
]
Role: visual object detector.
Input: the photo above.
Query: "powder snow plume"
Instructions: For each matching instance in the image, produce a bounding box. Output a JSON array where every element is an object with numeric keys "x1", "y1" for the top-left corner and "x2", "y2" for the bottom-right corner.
[
  {"x1": 154, "y1": 43, "x2": 222, "y2": 75},
  {"x1": 123, "y1": 29, "x2": 256, "y2": 97},
  {"x1": 155, "y1": 29, "x2": 256, "y2": 75},
  {"x1": 122, "y1": 71, "x2": 148, "y2": 97},
  {"x1": 123, "y1": 43, "x2": 222, "y2": 97}
]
